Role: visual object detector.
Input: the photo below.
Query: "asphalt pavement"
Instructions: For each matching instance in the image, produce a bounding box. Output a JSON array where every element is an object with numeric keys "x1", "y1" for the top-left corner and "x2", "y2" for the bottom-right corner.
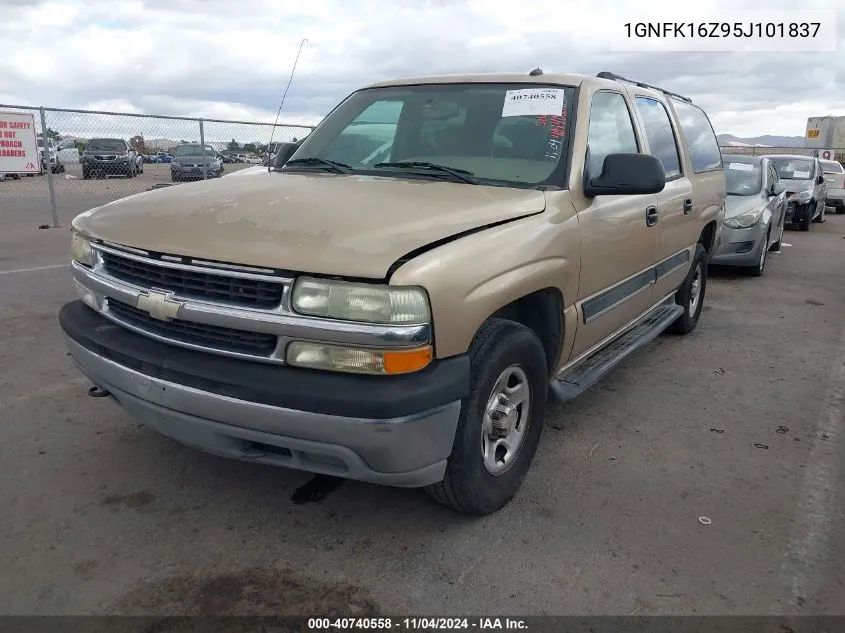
[{"x1": 0, "y1": 209, "x2": 843, "y2": 617}]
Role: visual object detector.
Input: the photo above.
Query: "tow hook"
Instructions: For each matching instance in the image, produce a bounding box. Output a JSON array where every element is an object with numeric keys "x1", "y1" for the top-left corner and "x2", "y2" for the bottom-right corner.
[{"x1": 87, "y1": 385, "x2": 111, "y2": 398}]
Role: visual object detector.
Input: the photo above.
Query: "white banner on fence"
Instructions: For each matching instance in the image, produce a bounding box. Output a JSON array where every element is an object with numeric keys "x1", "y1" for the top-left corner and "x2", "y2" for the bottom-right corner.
[
  {"x1": 818, "y1": 149, "x2": 836, "y2": 161},
  {"x1": 0, "y1": 111, "x2": 39, "y2": 174}
]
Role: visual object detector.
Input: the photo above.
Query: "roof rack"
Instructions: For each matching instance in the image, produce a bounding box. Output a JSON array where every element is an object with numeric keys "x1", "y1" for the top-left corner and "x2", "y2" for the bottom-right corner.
[{"x1": 596, "y1": 71, "x2": 692, "y2": 103}]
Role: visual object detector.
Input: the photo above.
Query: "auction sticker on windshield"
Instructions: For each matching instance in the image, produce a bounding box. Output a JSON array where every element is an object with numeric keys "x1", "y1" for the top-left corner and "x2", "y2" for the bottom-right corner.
[
  {"x1": 502, "y1": 89, "x2": 565, "y2": 117},
  {"x1": 729, "y1": 162, "x2": 755, "y2": 171},
  {"x1": 0, "y1": 111, "x2": 39, "y2": 174},
  {"x1": 793, "y1": 170, "x2": 811, "y2": 179}
]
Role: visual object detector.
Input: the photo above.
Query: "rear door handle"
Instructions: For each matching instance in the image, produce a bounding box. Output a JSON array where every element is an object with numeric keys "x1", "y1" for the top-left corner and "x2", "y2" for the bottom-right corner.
[
  {"x1": 646, "y1": 205, "x2": 658, "y2": 227},
  {"x1": 683, "y1": 198, "x2": 693, "y2": 214}
]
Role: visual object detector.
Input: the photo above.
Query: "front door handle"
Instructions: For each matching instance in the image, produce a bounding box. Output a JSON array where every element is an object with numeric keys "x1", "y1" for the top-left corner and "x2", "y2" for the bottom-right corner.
[
  {"x1": 646, "y1": 205, "x2": 658, "y2": 227},
  {"x1": 683, "y1": 198, "x2": 693, "y2": 214}
]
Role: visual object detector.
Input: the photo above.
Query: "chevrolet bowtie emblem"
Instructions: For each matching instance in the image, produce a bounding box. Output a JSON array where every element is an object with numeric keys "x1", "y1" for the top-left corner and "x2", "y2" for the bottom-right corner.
[{"x1": 136, "y1": 290, "x2": 184, "y2": 322}]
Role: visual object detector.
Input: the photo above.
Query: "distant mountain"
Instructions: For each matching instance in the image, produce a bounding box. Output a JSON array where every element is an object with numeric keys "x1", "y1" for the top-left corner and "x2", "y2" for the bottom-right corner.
[{"x1": 717, "y1": 134, "x2": 805, "y2": 148}]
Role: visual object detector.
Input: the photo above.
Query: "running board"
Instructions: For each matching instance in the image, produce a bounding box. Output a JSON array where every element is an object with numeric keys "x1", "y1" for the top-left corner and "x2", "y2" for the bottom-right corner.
[{"x1": 550, "y1": 300, "x2": 684, "y2": 403}]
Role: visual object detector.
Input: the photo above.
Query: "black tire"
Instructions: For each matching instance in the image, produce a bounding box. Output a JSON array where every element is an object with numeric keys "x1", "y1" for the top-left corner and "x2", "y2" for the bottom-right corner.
[
  {"x1": 770, "y1": 220, "x2": 784, "y2": 252},
  {"x1": 668, "y1": 243, "x2": 707, "y2": 335},
  {"x1": 425, "y1": 318, "x2": 548, "y2": 515},
  {"x1": 835, "y1": 206, "x2": 845, "y2": 215},
  {"x1": 82, "y1": 169, "x2": 90, "y2": 180},
  {"x1": 171, "y1": 174, "x2": 180, "y2": 182}
]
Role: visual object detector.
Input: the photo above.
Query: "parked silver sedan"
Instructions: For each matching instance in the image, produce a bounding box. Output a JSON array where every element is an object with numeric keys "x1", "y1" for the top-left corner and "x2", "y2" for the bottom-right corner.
[{"x1": 710, "y1": 155, "x2": 787, "y2": 276}]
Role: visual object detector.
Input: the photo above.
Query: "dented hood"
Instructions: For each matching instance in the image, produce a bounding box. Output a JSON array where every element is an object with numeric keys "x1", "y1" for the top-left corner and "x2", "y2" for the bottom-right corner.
[{"x1": 72, "y1": 170, "x2": 547, "y2": 279}]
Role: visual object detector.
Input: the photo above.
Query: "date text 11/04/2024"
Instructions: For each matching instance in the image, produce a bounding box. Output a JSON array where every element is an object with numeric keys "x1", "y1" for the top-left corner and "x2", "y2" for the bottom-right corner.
[
  {"x1": 307, "y1": 617, "x2": 528, "y2": 630},
  {"x1": 624, "y1": 22, "x2": 822, "y2": 38}
]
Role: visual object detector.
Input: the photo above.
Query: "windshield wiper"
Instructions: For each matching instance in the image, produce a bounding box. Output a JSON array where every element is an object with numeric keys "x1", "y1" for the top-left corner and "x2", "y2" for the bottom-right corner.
[
  {"x1": 372, "y1": 161, "x2": 478, "y2": 184},
  {"x1": 284, "y1": 157, "x2": 352, "y2": 174}
]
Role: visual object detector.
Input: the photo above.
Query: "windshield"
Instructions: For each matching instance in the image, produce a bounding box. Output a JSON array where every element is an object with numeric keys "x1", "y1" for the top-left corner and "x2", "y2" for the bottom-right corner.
[
  {"x1": 174, "y1": 144, "x2": 216, "y2": 156},
  {"x1": 821, "y1": 160, "x2": 843, "y2": 174},
  {"x1": 769, "y1": 157, "x2": 814, "y2": 180},
  {"x1": 725, "y1": 160, "x2": 763, "y2": 196},
  {"x1": 288, "y1": 83, "x2": 575, "y2": 187},
  {"x1": 87, "y1": 139, "x2": 126, "y2": 152}
]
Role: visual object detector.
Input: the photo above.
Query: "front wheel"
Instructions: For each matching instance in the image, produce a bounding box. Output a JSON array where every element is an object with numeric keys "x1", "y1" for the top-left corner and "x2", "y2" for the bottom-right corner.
[
  {"x1": 425, "y1": 318, "x2": 548, "y2": 515},
  {"x1": 770, "y1": 219, "x2": 785, "y2": 252},
  {"x1": 746, "y1": 229, "x2": 770, "y2": 277},
  {"x1": 814, "y1": 203, "x2": 825, "y2": 223},
  {"x1": 668, "y1": 243, "x2": 707, "y2": 335}
]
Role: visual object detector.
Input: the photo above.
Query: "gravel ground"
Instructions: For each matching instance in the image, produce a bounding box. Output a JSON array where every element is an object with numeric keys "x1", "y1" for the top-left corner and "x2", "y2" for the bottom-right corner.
[{"x1": 0, "y1": 205, "x2": 843, "y2": 618}]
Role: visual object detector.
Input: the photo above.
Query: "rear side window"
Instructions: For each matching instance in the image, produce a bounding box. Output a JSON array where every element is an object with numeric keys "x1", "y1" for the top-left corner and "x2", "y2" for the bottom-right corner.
[
  {"x1": 821, "y1": 160, "x2": 843, "y2": 173},
  {"x1": 671, "y1": 99, "x2": 722, "y2": 173},
  {"x1": 634, "y1": 96, "x2": 681, "y2": 179}
]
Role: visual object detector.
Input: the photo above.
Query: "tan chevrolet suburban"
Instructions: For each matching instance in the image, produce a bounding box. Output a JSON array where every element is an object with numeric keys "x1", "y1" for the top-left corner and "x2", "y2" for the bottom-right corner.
[{"x1": 60, "y1": 70, "x2": 725, "y2": 515}]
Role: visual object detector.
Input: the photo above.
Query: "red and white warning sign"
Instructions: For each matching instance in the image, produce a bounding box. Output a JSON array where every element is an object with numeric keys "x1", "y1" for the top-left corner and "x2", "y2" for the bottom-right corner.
[
  {"x1": 0, "y1": 111, "x2": 39, "y2": 174},
  {"x1": 819, "y1": 149, "x2": 836, "y2": 161}
]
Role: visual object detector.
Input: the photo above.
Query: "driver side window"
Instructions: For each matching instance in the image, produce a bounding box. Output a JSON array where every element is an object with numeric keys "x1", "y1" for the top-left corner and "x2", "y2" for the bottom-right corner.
[{"x1": 586, "y1": 91, "x2": 639, "y2": 178}]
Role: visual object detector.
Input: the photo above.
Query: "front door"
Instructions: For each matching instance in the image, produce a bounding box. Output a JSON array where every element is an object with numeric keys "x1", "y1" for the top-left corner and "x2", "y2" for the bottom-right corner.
[{"x1": 570, "y1": 89, "x2": 658, "y2": 359}]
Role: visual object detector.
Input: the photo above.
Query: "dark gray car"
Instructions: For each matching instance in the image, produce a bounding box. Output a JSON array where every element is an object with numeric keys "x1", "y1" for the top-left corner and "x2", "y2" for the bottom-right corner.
[
  {"x1": 81, "y1": 138, "x2": 137, "y2": 179},
  {"x1": 765, "y1": 154, "x2": 827, "y2": 231},
  {"x1": 710, "y1": 155, "x2": 787, "y2": 276},
  {"x1": 171, "y1": 144, "x2": 224, "y2": 181}
]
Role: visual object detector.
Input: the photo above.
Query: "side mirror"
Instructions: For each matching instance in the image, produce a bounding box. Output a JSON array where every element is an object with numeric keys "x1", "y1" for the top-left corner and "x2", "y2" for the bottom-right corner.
[
  {"x1": 273, "y1": 141, "x2": 301, "y2": 168},
  {"x1": 771, "y1": 182, "x2": 785, "y2": 196},
  {"x1": 584, "y1": 153, "x2": 666, "y2": 197},
  {"x1": 816, "y1": 175, "x2": 825, "y2": 185}
]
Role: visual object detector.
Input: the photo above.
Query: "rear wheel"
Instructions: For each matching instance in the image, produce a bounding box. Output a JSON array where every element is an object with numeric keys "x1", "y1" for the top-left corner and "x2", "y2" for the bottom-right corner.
[
  {"x1": 425, "y1": 318, "x2": 548, "y2": 515},
  {"x1": 668, "y1": 243, "x2": 707, "y2": 335}
]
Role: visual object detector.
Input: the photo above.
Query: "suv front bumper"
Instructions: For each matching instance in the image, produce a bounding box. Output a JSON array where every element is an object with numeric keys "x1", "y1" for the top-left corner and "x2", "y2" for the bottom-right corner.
[{"x1": 60, "y1": 300, "x2": 468, "y2": 487}]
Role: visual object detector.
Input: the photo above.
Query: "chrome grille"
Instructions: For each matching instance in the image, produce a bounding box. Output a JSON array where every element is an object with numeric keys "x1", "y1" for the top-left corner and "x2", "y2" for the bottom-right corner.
[
  {"x1": 107, "y1": 298, "x2": 278, "y2": 356},
  {"x1": 100, "y1": 250, "x2": 284, "y2": 309}
]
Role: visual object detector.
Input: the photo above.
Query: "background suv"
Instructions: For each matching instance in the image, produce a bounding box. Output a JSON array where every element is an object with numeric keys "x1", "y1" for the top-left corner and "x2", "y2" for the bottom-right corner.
[
  {"x1": 81, "y1": 138, "x2": 138, "y2": 179},
  {"x1": 171, "y1": 144, "x2": 224, "y2": 181}
]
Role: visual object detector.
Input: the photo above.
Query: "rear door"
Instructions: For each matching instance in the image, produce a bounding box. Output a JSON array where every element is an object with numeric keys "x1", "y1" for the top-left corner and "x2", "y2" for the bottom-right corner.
[
  {"x1": 631, "y1": 94, "x2": 692, "y2": 301},
  {"x1": 665, "y1": 98, "x2": 725, "y2": 270}
]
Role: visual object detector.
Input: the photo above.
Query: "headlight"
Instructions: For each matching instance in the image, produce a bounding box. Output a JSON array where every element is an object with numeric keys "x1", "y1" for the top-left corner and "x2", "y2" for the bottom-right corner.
[
  {"x1": 791, "y1": 190, "x2": 812, "y2": 203},
  {"x1": 171, "y1": 161, "x2": 181, "y2": 167},
  {"x1": 71, "y1": 232, "x2": 93, "y2": 267},
  {"x1": 286, "y1": 341, "x2": 433, "y2": 375},
  {"x1": 291, "y1": 277, "x2": 430, "y2": 325},
  {"x1": 723, "y1": 209, "x2": 763, "y2": 229}
]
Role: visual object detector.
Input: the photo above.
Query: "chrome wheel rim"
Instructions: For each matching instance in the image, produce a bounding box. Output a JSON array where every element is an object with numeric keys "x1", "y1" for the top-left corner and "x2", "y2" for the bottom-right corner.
[
  {"x1": 481, "y1": 365, "x2": 531, "y2": 476},
  {"x1": 688, "y1": 263, "x2": 703, "y2": 316}
]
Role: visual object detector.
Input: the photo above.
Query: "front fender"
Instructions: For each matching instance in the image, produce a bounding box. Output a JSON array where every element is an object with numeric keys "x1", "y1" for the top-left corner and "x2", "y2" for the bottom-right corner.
[{"x1": 390, "y1": 195, "x2": 580, "y2": 359}]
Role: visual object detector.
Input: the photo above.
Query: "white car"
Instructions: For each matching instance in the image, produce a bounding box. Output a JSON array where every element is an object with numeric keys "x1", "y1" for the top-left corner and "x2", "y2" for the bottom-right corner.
[
  {"x1": 36, "y1": 138, "x2": 64, "y2": 173},
  {"x1": 821, "y1": 159, "x2": 845, "y2": 214},
  {"x1": 56, "y1": 139, "x2": 81, "y2": 165}
]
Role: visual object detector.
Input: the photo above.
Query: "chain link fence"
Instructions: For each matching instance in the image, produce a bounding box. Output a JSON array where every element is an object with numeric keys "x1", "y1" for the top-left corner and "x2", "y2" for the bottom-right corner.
[
  {"x1": 0, "y1": 104, "x2": 316, "y2": 230},
  {"x1": 720, "y1": 145, "x2": 845, "y2": 161}
]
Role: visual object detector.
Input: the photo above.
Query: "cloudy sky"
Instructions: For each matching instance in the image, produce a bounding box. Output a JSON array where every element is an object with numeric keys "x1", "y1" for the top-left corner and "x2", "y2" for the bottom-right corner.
[{"x1": 1, "y1": 0, "x2": 843, "y2": 142}]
